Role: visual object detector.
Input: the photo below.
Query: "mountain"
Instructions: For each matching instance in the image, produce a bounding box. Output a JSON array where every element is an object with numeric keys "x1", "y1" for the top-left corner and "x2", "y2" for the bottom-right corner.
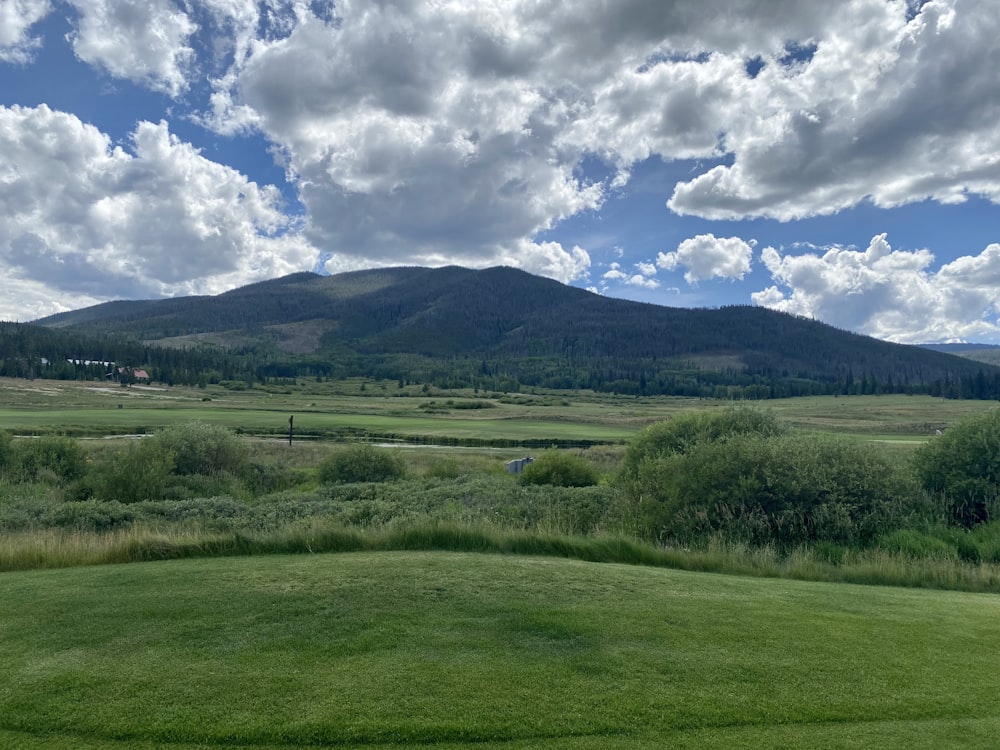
[
  {"x1": 920, "y1": 343, "x2": 1000, "y2": 368},
  {"x1": 25, "y1": 266, "x2": 1000, "y2": 398}
]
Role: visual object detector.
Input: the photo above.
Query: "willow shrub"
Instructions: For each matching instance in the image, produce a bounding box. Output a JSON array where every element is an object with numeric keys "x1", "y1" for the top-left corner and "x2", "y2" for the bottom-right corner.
[
  {"x1": 914, "y1": 409, "x2": 1000, "y2": 527},
  {"x1": 83, "y1": 439, "x2": 175, "y2": 504},
  {"x1": 521, "y1": 450, "x2": 600, "y2": 488},
  {"x1": 620, "y1": 405, "x2": 787, "y2": 483},
  {"x1": 8, "y1": 436, "x2": 87, "y2": 484},
  {"x1": 629, "y1": 435, "x2": 923, "y2": 548},
  {"x1": 0, "y1": 431, "x2": 12, "y2": 473},
  {"x1": 148, "y1": 422, "x2": 250, "y2": 477},
  {"x1": 318, "y1": 444, "x2": 406, "y2": 484}
]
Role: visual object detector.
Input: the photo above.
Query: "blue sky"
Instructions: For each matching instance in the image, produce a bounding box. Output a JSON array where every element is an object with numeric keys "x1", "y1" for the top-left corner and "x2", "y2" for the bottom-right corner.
[{"x1": 2, "y1": 1, "x2": 1000, "y2": 344}]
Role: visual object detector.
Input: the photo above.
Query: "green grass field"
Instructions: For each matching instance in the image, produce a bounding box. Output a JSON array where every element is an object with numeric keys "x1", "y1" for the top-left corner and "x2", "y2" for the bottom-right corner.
[
  {"x1": 2, "y1": 551, "x2": 999, "y2": 749},
  {"x1": 4, "y1": 379, "x2": 1000, "y2": 748},
  {"x1": 1, "y1": 379, "x2": 996, "y2": 446}
]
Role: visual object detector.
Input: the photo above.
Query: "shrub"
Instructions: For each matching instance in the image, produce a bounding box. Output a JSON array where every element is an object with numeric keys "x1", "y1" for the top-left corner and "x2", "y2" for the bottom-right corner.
[
  {"x1": 424, "y1": 457, "x2": 461, "y2": 479},
  {"x1": 521, "y1": 450, "x2": 599, "y2": 487},
  {"x1": 318, "y1": 444, "x2": 406, "y2": 484},
  {"x1": 86, "y1": 439, "x2": 175, "y2": 503},
  {"x1": 914, "y1": 410, "x2": 1000, "y2": 527},
  {"x1": 9, "y1": 436, "x2": 87, "y2": 483},
  {"x1": 149, "y1": 423, "x2": 250, "y2": 477},
  {"x1": 879, "y1": 529, "x2": 958, "y2": 560},
  {"x1": 39, "y1": 500, "x2": 137, "y2": 532},
  {"x1": 625, "y1": 434, "x2": 919, "y2": 548},
  {"x1": 620, "y1": 405, "x2": 787, "y2": 482},
  {"x1": 244, "y1": 463, "x2": 307, "y2": 496},
  {"x1": 0, "y1": 431, "x2": 12, "y2": 473}
]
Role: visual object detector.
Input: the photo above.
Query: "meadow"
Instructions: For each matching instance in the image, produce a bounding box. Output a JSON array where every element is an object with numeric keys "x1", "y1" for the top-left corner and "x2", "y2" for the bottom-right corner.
[
  {"x1": 0, "y1": 377, "x2": 992, "y2": 444},
  {"x1": 3, "y1": 378, "x2": 1000, "y2": 575}
]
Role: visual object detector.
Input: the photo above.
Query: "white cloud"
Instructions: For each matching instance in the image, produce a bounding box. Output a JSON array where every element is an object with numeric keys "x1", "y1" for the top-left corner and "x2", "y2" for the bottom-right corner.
[
  {"x1": 216, "y1": 0, "x2": 991, "y2": 282},
  {"x1": 0, "y1": 276, "x2": 103, "y2": 322},
  {"x1": 6, "y1": 0, "x2": 1000, "y2": 321},
  {"x1": 503, "y1": 240, "x2": 591, "y2": 285},
  {"x1": 668, "y1": 0, "x2": 1000, "y2": 220},
  {"x1": 602, "y1": 263, "x2": 627, "y2": 282},
  {"x1": 0, "y1": 104, "x2": 316, "y2": 319},
  {"x1": 627, "y1": 274, "x2": 660, "y2": 290},
  {"x1": 66, "y1": 0, "x2": 198, "y2": 97},
  {"x1": 0, "y1": 0, "x2": 51, "y2": 63},
  {"x1": 657, "y1": 234, "x2": 754, "y2": 283},
  {"x1": 751, "y1": 233, "x2": 1000, "y2": 343},
  {"x1": 601, "y1": 262, "x2": 659, "y2": 289},
  {"x1": 636, "y1": 261, "x2": 657, "y2": 276},
  {"x1": 229, "y1": 5, "x2": 604, "y2": 279}
]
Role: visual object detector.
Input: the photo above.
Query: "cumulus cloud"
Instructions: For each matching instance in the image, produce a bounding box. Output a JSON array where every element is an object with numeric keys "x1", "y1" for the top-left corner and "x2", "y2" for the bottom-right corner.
[
  {"x1": 0, "y1": 104, "x2": 315, "y2": 319},
  {"x1": 15, "y1": 2, "x2": 1000, "y2": 229},
  {"x1": 4, "y1": 0, "x2": 1000, "y2": 325},
  {"x1": 0, "y1": 277, "x2": 104, "y2": 322},
  {"x1": 601, "y1": 262, "x2": 659, "y2": 290},
  {"x1": 668, "y1": 0, "x2": 1000, "y2": 220},
  {"x1": 217, "y1": 0, "x2": 996, "y2": 280},
  {"x1": 228, "y1": 0, "x2": 841, "y2": 274},
  {"x1": 65, "y1": 0, "x2": 199, "y2": 97},
  {"x1": 231, "y1": 5, "x2": 605, "y2": 276},
  {"x1": 751, "y1": 233, "x2": 1000, "y2": 343},
  {"x1": 603, "y1": 263, "x2": 628, "y2": 282},
  {"x1": 658, "y1": 234, "x2": 754, "y2": 283},
  {"x1": 0, "y1": 0, "x2": 51, "y2": 63},
  {"x1": 636, "y1": 261, "x2": 657, "y2": 276}
]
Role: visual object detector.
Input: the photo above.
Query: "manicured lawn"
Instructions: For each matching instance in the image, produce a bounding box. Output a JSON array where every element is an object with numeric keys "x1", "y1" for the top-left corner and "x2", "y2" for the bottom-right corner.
[
  {"x1": 3, "y1": 378, "x2": 996, "y2": 446},
  {"x1": 2, "y1": 551, "x2": 999, "y2": 749},
  {"x1": 0, "y1": 404, "x2": 635, "y2": 441}
]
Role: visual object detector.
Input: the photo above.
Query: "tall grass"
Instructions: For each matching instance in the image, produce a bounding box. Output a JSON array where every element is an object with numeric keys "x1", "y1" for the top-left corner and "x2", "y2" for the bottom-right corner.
[{"x1": 6, "y1": 521, "x2": 1000, "y2": 593}]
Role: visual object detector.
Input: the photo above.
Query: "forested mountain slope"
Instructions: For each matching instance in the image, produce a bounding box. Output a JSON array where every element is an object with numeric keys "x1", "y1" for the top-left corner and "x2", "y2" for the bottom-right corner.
[{"x1": 24, "y1": 266, "x2": 1000, "y2": 398}]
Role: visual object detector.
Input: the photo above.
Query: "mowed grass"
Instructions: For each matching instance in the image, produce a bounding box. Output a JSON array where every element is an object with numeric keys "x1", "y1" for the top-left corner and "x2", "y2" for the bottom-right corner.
[
  {"x1": 0, "y1": 405, "x2": 633, "y2": 443},
  {"x1": 2, "y1": 552, "x2": 1000, "y2": 749},
  {"x1": 2, "y1": 378, "x2": 997, "y2": 445}
]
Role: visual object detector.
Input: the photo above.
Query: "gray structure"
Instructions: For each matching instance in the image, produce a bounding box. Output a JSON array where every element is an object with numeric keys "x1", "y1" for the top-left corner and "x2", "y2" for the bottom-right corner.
[{"x1": 505, "y1": 456, "x2": 534, "y2": 475}]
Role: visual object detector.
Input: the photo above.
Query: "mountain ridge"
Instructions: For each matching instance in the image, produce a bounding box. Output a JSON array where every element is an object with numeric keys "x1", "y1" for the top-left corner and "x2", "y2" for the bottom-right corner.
[{"x1": 24, "y1": 266, "x2": 1000, "y2": 399}]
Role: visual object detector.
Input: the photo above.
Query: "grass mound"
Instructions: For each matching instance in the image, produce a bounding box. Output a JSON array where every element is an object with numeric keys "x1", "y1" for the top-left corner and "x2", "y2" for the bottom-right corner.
[{"x1": 2, "y1": 552, "x2": 1000, "y2": 749}]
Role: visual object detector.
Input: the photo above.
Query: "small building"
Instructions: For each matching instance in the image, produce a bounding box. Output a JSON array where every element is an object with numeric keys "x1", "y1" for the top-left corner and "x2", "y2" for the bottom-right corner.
[
  {"x1": 111, "y1": 367, "x2": 151, "y2": 384},
  {"x1": 505, "y1": 456, "x2": 534, "y2": 475}
]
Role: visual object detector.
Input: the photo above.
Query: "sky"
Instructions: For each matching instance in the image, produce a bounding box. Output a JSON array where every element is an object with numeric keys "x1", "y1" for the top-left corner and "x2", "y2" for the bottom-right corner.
[{"x1": 2, "y1": 0, "x2": 1000, "y2": 344}]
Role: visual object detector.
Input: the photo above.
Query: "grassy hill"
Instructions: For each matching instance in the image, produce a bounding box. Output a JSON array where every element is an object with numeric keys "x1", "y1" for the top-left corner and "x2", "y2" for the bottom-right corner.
[
  {"x1": 2, "y1": 551, "x2": 999, "y2": 749},
  {"x1": 22, "y1": 266, "x2": 1000, "y2": 398}
]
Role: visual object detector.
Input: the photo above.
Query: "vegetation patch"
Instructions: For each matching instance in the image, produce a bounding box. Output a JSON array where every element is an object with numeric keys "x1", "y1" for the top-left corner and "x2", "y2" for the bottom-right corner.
[{"x1": 2, "y1": 552, "x2": 1000, "y2": 749}]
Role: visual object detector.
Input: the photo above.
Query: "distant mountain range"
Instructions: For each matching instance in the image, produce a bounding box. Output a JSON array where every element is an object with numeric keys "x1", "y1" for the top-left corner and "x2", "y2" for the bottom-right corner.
[{"x1": 10, "y1": 266, "x2": 1000, "y2": 399}]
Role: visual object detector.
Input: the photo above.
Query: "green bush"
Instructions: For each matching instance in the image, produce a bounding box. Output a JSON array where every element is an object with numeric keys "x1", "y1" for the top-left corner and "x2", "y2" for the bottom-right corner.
[
  {"x1": 40, "y1": 500, "x2": 137, "y2": 532},
  {"x1": 318, "y1": 444, "x2": 406, "y2": 484},
  {"x1": 424, "y1": 457, "x2": 461, "y2": 479},
  {"x1": 244, "y1": 462, "x2": 307, "y2": 495},
  {"x1": 521, "y1": 450, "x2": 599, "y2": 487},
  {"x1": 620, "y1": 406, "x2": 787, "y2": 482},
  {"x1": 0, "y1": 431, "x2": 12, "y2": 473},
  {"x1": 149, "y1": 423, "x2": 250, "y2": 477},
  {"x1": 86, "y1": 439, "x2": 175, "y2": 504},
  {"x1": 914, "y1": 410, "x2": 1000, "y2": 527},
  {"x1": 625, "y1": 434, "x2": 919, "y2": 547},
  {"x1": 9, "y1": 437, "x2": 87, "y2": 483},
  {"x1": 879, "y1": 525, "x2": 1000, "y2": 564},
  {"x1": 965, "y1": 521, "x2": 1000, "y2": 564}
]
